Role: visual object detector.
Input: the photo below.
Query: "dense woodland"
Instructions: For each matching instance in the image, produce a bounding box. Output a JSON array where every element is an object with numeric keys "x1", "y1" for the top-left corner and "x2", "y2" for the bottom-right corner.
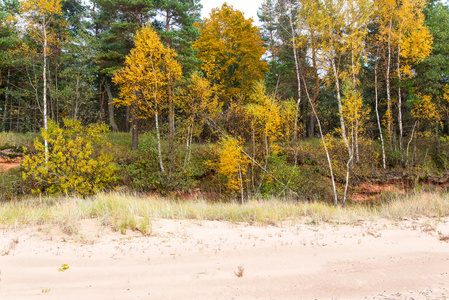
[{"x1": 1, "y1": 0, "x2": 449, "y2": 203}]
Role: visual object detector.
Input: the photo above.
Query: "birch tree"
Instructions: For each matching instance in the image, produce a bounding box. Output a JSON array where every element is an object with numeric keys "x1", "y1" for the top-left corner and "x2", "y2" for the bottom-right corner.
[
  {"x1": 113, "y1": 25, "x2": 181, "y2": 173},
  {"x1": 21, "y1": 0, "x2": 65, "y2": 164}
]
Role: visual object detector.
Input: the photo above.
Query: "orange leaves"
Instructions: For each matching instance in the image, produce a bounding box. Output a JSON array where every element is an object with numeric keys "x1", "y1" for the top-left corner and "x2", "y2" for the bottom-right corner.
[{"x1": 193, "y1": 3, "x2": 268, "y2": 104}]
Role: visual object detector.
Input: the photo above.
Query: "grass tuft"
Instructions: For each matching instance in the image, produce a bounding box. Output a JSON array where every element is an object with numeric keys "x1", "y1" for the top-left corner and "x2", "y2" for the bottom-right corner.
[{"x1": 0, "y1": 191, "x2": 449, "y2": 235}]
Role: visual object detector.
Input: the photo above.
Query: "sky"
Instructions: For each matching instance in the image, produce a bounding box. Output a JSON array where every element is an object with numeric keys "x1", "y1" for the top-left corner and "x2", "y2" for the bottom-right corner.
[{"x1": 200, "y1": 0, "x2": 264, "y2": 25}]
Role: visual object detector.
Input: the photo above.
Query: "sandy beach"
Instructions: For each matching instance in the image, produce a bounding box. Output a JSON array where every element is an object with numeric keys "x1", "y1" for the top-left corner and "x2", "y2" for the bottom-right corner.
[{"x1": 1, "y1": 217, "x2": 448, "y2": 299}]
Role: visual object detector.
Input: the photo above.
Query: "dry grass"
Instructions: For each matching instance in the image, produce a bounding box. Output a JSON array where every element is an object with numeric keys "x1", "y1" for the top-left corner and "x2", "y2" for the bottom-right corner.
[{"x1": 0, "y1": 191, "x2": 449, "y2": 235}]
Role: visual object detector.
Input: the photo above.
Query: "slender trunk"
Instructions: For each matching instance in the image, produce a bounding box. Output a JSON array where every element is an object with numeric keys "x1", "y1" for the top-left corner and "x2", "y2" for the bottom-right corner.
[
  {"x1": 351, "y1": 49, "x2": 359, "y2": 163},
  {"x1": 386, "y1": 17, "x2": 393, "y2": 146},
  {"x1": 183, "y1": 121, "x2": 192, "y2": 168},
  {"x1": 131, "y1": 116, "x2": 138, "y2": 150},
  {"x1": 406, "y1": 121, "x2": 417, "y2": 167},
  {"x1": 331, "y1": 58, "x2": 350, "y2": 152},
  {"x1": 289, "y1": 14, "x2": 301, "y2": 142},
  {"x1": 74, "y1": 77, "x2": 80, "y2": 120},
  {"x1": 397, "y1": 43, "x2": 403, "y2": 152},
  {"x1": 355, "y1": 119, "x2": 359, "y2": 162},
  {"x1": 375, "y1": 50, "x2": 386, "y2": 169},
  {"x1": 125, "y1": 105, "x2": 130, "y2": 132},
  {"x1": 302, "y1": 70, "x2": 338, "y2": 204},
  {"x1": 16, "y1": 97, "x2": 20, "y2": 132},
  {"x1": 99, "y1": 83, "x2": 104, "y2": 122},
  {"x1": 413, "y1": 121, "x2": 418, "y2": 165},
  {"x1": 155, "y1": 101, "x2": 165, "y2": 174},
  {"x1": 43, "y1": 21, "x2": 48, "y2": 165},
  {"x1": 252, "y1": 125, "x2": 255, "y2": 192},
  {"x1": 238, "y1": 165, "x2": 244, "y2": 205},
  {"x1": 331, "y1": 57, "x2": 351, "y2": 204},
  {"x1": 2, "y1": 69, "x2": 10, "y2": 131},
  {"x1": 436, "y1": 122, "x2": 440, "y2": 155},
  {"x1": 131, "y1": 96, "x2": 138, "y2": 150},
  {"x1": 309, "y1": 29, "x2": 320, "y2": 138},
  {"x1": 166, "y1": 11, "x2": 174, "y2": 178},
  {"x1": 9, "y1": 96, "x2": 13, "y2": 131},
  {"x1": 104, "y1": 77, "x2": 119, "y2": 132}
]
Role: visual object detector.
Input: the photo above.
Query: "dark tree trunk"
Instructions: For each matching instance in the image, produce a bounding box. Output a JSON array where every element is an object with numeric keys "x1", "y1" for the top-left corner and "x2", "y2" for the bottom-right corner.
[
  {"x1": 104, "y1": 77, "x2": 119, "y2": 132},
  {"x1": 132, "y1": 114, "x2": 138, "y2": 150}
]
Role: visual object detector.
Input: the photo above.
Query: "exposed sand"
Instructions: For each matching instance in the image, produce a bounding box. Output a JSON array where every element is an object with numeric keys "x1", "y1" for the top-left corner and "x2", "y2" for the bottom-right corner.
[
  {"x1": 0, "y1": 156, "x2": 21, "y2": 172},
  {"x1": 1, "y1": 217, "x2": 449, "y2": 299}
]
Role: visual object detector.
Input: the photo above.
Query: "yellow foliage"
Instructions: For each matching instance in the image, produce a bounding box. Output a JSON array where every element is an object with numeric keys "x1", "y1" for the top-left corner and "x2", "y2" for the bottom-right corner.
[
  {"x1": 411, "y1": 94, "x2": 441, "y2": 125},
  {"x1": 21, "y1": 0, "x2": 67, "y2": 47},
  {"x1": 113, "y1": 25, "x2": 182, "y2": 117},
  {"x1": 193, "y1": 3, "x2": 268, "y2": 104},
  {"x1": 176, "y1": 72, "x2": 221, "y2": 135},
  {"x1": 341, "y1": 81, "x2": 370, "y2": 140},
  {"x1": 245, "y1": 82, "x2": 283, "y2": 154},
  {"x1": 22, "y1": 119, "x2": 118, "y2": 196},
  {"x1": 376, "y1": 0, "x2": 432, "y2": 78},
  {"x1": 214, "y1": 137, "x2": 249, "y2": 195}
]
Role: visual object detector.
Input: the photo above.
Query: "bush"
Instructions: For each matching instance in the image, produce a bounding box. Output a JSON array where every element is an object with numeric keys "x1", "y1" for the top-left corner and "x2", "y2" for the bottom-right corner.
[
  {"x1": 0, "y1": 168, "x2": 26, "y2": 201},
  {"x1": 22, "y1": 119, "x2": 118, "y2": 196}
]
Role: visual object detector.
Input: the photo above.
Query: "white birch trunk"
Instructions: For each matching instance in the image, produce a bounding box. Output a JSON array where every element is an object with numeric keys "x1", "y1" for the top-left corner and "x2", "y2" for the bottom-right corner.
[
  {"x1": 155, "y1": 102, "x2": 165, "y2": 174},
  {"x1": 375, "y1": 51, "x2": 386, "y2": 169},
  {"x1": 386, "y1": 18, "x2": 393, "y2": 145},
  {"x1": 43, "y1": 21, "x2": 48, "y2": 166}
]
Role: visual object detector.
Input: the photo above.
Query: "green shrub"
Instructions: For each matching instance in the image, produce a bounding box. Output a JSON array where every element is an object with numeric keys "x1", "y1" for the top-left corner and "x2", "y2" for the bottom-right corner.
[
  {"x1": 22, "y1": 119, "x2": 118, "y2": 196},
  {"x1": 125, "y1": 132, "x2": 205, "y2": 193},
  {"x1": 0, "y1": 168, "x2": 26, "y2": 201}
]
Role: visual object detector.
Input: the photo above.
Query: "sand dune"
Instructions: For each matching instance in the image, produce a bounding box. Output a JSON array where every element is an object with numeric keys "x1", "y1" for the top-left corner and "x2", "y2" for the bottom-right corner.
[{"x1": 1, "y1": 218, "x2": 449, "y2": 299}]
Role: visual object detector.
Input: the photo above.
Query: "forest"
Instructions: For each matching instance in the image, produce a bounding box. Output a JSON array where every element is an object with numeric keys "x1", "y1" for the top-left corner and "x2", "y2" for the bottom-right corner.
[{"x1": 1, "y1": 0, "x2": 449, "y2": 204}]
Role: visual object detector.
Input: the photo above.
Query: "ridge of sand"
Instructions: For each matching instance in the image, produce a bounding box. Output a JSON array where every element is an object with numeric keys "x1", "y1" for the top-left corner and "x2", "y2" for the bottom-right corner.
[{"x1": 1, "y1": 218, "x2": 449, "y2": 299}]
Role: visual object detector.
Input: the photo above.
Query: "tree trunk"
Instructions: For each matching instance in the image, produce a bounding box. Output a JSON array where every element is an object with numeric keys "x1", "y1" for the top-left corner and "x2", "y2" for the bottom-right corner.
[
  {"x1": 155, "y1": 102, "x2": 165, "y2": 174},
  {"x1": 397, "y1": 43, "x2": 403, "y2": 152},
  {"x1": 43, "y1": 21, "x2": 48, "y2": 165},
  {"x1": 104, "y1": 77, "x2": 119, "y2": 132},
  {"x1": 308, "y1": 29, "x2": 320, "y2": 138},
  {"x1": 131, "y1": 114, "x2": 138, "y2": 150},
  {"x1": 331, "y1": 57, "x2": 351, "y2": 204},
  {"x1": 166, "y1": 12, "x2": 174, "y2": 178},
  {"x1": 386, "y1": 17, "x2": 393, "y2": 146},
  {"x1": 289, "y1": 13, "x2": 301, "y2": 142},
  {"x1": 16, "y1": 97, "x2": 20, "y2": 132},
  {"x1": 375, "y1": 49, "x2": 386, "y2": 169},
  {"x1": 125, "y1": 105, "x2": 130, "y2": 132},
  {"x1": 302, "y1": 69, "x2": 338, "y2": 204},
  {"x1": 2, "y1": 69, "x2": 10, "y2": 132}
]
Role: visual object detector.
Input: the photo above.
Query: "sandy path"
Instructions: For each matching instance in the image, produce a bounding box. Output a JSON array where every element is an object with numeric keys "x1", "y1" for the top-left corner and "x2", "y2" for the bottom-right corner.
[{"x1": 1, "y1": 218, "x2": 449, "y2": 300}]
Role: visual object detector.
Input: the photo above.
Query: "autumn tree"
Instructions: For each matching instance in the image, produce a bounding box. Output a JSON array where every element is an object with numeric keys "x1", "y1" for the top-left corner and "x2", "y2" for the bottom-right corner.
[
  {"x1": 21, "y1": 0, "x2": 66, "y2": 163},
  {"x1": 375, "y1": 0, "x2": 432, "y2": 151},
  {"x1": 175, "y1": 72, "x2": 220, "y2": 168},
  {"x1": 113, "y1": 25, "x2": 181, "y2": 173},
  {"x1": 310, "y1": 0, "x2": 372, "y2": 203},
  {"x1": 154, "y1": 0, "x2": 201, "y2": 177},
  {"x1": 94, "y1": 0, "x2": 155, "y2": 132},
  {"x1": 193, "y1": 3, "x2": 268, "y2": 106},
  {"x1": 214, "y1": 136, "x2": 249, "y2": 203},
  {"x1": 245, "y1": 82, "x2": 283, "y2": 160},
  {"x1": 22, "y1": 119, "x2": 117, "y2": 196}
]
